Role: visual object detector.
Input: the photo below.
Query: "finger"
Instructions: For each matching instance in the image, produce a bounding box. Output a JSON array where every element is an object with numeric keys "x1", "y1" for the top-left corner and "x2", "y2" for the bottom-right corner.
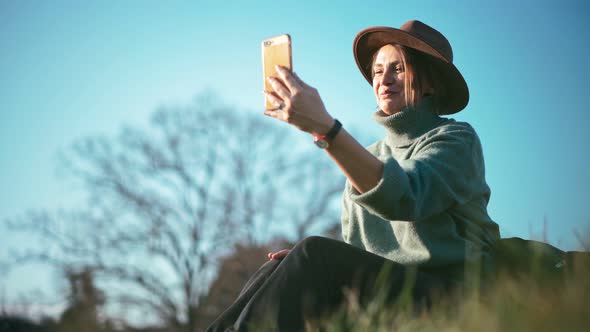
[
  {"x1": 263, "y1": 91, "x2": 295, "y2": 124},
  {"x1": 263, "y1": 107, "x2": 289, "y2": 123},
  {"x1": 275, "y1": 65, "x2": 302, "y2": 93},
  {"x1": 274, "y1": 249, "x2": 290, "y2": 258},
  {"x1": 263, "y1": 90, "x2": 285, "y2": 110},
  {"x1": 264, "y1": 110, "x2": 291, "y2": 124},
  {"x1": 266, "y1": 76, "x2": 292, "y2": 100}
]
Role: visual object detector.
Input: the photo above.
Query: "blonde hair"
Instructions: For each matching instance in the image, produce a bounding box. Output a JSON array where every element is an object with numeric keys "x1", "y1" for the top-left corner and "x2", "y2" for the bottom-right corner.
[{"x1": 370, "y1": 44, "x2": 448, "y2": 113}]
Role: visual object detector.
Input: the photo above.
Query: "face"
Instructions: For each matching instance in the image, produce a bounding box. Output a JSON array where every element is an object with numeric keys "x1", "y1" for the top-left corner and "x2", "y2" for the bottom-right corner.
[{"x1": 372, "y1": 44, "x2": 407, "y2": 115}]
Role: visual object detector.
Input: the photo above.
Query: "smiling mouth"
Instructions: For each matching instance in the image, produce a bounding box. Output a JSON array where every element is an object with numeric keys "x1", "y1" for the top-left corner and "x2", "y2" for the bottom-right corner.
[{"x1": 380, "y1": 91, "x2": 399, "y2": 98}]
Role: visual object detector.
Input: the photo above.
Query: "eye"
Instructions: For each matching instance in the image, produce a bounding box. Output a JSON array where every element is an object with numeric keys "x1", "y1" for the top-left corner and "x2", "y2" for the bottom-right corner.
[
  {"x1": 373, "y1": 69, "x2": 383, "y2": 76},
  {"x1": 395, "y1": 66, "x2": 404, "y2": 73}
]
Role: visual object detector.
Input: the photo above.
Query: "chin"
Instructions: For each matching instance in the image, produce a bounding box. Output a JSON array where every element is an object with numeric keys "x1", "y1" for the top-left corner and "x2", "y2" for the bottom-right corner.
[{"x1": 380, "y1": 105, "x2": 402, "y2": 115}]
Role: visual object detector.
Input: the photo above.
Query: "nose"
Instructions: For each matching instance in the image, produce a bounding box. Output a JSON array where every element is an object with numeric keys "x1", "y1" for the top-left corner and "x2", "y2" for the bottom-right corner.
[{"x1": 380, "y1": 67, "x2": 396, "y2": 86}]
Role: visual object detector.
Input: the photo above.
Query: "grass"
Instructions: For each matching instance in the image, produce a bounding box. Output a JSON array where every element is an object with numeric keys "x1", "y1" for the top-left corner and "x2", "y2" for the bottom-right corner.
[{"x1": 304, "y1": 253, "x2": 590, "y2": 332}]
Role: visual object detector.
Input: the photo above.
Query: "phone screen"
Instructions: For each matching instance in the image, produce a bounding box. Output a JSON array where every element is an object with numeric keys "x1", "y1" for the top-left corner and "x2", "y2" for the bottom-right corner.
[{"x1": 262, "y1": 34, "x2": 292, "y2": 110}]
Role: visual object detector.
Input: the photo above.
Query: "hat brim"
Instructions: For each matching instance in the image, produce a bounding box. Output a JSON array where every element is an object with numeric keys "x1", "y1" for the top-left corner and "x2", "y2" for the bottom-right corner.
[{"x1": 353, "y1": 26, "x2": 469, "y2": 114}]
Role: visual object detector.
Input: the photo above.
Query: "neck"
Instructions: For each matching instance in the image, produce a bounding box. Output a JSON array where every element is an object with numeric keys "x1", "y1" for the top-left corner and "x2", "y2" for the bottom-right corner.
[{"x1": 372, "y1": 97, "x2": 443, "y2": 147}]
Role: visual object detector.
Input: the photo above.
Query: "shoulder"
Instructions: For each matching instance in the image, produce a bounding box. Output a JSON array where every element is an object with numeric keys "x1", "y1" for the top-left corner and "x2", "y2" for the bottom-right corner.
[
  {"x1": 411, "y1": 119, "x2": 486, "y2": 164},
  {"x1": 421, "y1": 118, "x2": 480, "y2": 146},
  {"x1": 414, "y1": 119, "x2": 487, "y2": 175}
]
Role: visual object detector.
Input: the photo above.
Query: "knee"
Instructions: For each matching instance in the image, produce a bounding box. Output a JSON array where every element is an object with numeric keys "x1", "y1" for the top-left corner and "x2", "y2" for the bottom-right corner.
[
  {"x1": 294, "y1": 235, "x2": 325, "y2": 250},
  {"x1": 292, "y1": 236, "x2": 338, "y2": 259},
  {"x1": 284, "y1": 236, "x2": 330, "y2": 271}
]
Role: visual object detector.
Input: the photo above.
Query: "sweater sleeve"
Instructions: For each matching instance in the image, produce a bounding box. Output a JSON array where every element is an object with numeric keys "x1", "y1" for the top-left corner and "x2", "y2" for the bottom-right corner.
[
  {"x1": 349, "y1": 123, "x2": 485, "y2": 222},
  {"x1": 340, "y1": 192, "x2": 351, "y2": 243}
]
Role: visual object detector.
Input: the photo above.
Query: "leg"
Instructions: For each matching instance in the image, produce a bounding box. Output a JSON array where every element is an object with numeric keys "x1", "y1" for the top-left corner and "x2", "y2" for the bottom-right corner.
[
  {"x1": 232, "y1": 236, "x2": 451, "y2": 331},
  {"x1": 206, "y1": 259, "x2": 281, "y2": 332}
]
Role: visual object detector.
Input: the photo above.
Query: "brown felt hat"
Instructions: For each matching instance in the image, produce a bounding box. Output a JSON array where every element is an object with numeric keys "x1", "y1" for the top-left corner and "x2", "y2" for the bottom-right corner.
[{"x1": 353, "y1": 20, "x2": 469, "y2": 114}]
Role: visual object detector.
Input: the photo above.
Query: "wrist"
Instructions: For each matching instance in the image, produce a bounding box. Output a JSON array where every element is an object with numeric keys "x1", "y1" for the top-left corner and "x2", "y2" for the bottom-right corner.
[
  {"x1": 313, "y1": 119, "x2": 342, "y2": 149},
  {"x1": 312, "y1": 117, "x2": 336, "y2": 137}
]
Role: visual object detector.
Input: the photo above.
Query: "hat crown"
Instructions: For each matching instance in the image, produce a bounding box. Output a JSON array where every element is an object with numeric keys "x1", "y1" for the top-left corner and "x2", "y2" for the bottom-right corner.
[{"x1": 400, "y1": 20, "x2": 453, "y2": 62}]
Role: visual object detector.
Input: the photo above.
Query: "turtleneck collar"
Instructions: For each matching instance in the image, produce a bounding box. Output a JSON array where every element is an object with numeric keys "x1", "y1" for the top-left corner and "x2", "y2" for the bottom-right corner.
[{"x1": 372, "y1": 96, "x2": 445, "y2": 147}]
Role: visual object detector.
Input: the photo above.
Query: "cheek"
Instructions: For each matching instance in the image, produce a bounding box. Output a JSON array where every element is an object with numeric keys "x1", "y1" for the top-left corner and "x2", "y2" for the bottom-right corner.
[
  {"x1": 372, "y1": 81, "x2": 380, "y2": 98},
  {"x1": 397, "y1": 73, "x2": 405, "y2": 86}
]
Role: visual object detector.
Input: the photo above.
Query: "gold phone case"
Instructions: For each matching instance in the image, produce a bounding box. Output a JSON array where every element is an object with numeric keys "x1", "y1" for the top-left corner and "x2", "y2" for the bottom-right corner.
[{"x1": 262, "y1": 34, "x2": 292, "y2": 110}]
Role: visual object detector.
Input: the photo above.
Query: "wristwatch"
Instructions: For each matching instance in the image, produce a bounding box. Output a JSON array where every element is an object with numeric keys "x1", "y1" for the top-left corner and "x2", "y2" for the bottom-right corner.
[{"x1": 313, "y1": 119, "x2": 342, "y2": 149}]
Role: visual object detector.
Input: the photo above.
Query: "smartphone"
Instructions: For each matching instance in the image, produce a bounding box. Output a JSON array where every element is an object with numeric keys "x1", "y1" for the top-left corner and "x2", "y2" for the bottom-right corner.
[{"x1": 261, "y1": 34, "x2": 292, "y2": 110}]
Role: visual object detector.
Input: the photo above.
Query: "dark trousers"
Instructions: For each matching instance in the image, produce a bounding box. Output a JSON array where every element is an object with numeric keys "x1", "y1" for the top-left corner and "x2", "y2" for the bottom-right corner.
[{"x1": 206, "y1": 236, "x2": 458, "y2": 332}]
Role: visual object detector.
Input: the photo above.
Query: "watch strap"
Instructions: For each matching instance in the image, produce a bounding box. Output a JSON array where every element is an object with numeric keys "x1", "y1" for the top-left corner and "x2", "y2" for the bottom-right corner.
[{"x1": 324, "y1": 119, "x2": 342, "y2": 141}]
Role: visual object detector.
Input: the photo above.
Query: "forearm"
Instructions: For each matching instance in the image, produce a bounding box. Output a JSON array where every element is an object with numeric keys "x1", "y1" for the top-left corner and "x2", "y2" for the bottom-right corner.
[
  {"x1": 325, "y1": 128, "x2": 383, "y2": 193},
  {"x1": 263, "y1": 67, "x2": 383, "y2": 193}
]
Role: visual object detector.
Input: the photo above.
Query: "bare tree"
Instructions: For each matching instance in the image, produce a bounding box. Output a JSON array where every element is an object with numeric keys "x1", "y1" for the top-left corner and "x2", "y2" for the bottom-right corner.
[{"x1": 5, "y1": 92, "x2": 343, "y2": 331}]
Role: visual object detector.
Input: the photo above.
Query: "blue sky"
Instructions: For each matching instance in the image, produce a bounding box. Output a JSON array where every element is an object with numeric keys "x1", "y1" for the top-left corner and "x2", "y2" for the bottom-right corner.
[{"x1": 2, "y1": 0, "x2": 589, "y2": 310}]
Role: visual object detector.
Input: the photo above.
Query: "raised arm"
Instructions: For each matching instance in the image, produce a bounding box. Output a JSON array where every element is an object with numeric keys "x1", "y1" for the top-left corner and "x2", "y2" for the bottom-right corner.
[{"x1": 264, "y1": 65, "x2": 382, "y2": 193}]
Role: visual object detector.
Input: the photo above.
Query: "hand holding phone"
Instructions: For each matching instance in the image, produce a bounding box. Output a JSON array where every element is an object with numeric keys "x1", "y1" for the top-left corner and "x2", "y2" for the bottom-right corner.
[{"x1": 262, "y1": 34, "x2": 292, "y2": 110}]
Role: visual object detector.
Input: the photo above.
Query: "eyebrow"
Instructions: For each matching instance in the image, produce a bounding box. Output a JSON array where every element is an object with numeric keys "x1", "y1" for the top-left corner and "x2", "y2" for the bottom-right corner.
[{"x1": 373, "y1": 60, "x2": 401, "y2": 69}]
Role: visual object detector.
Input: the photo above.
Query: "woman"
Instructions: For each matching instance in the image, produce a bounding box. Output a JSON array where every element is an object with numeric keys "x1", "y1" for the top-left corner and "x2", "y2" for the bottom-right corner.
[{"x1": 207, "y1": 20, "x2": 500, "y2": 332}]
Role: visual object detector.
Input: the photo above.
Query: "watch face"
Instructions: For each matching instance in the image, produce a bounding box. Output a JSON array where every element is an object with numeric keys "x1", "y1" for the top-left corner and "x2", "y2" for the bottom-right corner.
[{"x1": 314, "y1": 138, "x2": 329, "y2": 149}]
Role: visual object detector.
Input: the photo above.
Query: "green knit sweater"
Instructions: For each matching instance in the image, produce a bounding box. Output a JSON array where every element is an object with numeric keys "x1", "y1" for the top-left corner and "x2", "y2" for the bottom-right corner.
[{"x1": 341, "y1": 97, "x2": 500, "y2": 281}]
